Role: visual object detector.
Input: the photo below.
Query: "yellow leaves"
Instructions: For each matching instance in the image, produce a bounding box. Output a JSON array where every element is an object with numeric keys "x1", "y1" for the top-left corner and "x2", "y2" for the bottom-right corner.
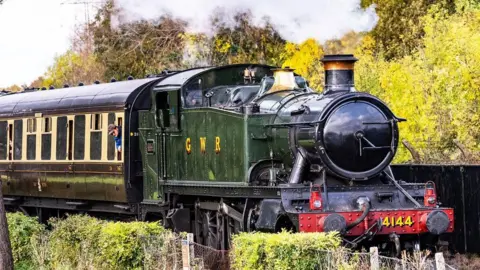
[
  {"x1": 281, "y1": 38, "x2": 324, "y2": 90},
  {"x1": 42, "y1": 50, "x2": 106, "y2": 88},
  {"x1": 214, "y1": 38, "x2": 232, "y2": 54},
  {"x1": 354, "y1": 7, "x2": 480, "y2": 162}
]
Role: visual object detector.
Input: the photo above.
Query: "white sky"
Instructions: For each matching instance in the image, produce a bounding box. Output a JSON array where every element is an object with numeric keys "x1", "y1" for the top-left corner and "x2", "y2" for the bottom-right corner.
[{"x1": 0, "y1": 0, "x2": 94, "y2": 88}]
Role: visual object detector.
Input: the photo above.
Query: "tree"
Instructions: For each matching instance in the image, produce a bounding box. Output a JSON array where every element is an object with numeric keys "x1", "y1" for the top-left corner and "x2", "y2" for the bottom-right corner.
[
  {"x1": 323, "y1": 31, "x2": 365, "y2": 55},
  {"x1": 4, "y1": 85, "x2": 21, "y2": 92},
  {"x1": 281, "y1": 39, "x2": 324, "y2": 90},
  {"x1": 29, "y1": 77, "x2": 45, "y2": 89},
  {"x1": 355, "y1": 4, "x2": 480, "y2": 163},
  {"x1": 209, "y1": 11, "x2": 286, "y2": 66},
  {"x1": 42, "y1": 50, "x2": 106, "y2": 88},
  {"x1": 361, "y1": 0, "x2": 456, "y2": 60},
  {"x1": 91, "y1": 1, "x2": 187, "y2": 79}
]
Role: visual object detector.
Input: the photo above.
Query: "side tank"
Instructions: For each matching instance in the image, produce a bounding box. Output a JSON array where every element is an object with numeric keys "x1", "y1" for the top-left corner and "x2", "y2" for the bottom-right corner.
[{"x1": 256, "y1": 55, "x2": 403, "y2": 181}]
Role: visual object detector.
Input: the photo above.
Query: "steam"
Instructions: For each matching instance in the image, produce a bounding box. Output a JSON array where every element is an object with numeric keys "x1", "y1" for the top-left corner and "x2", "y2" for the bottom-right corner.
[{"x1": 113, "y1": 0, "x2": 378, "y2": 43}]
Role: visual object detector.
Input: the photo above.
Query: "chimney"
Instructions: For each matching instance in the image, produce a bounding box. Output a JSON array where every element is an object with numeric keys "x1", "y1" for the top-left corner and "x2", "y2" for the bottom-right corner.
[
  {"x1": 321, "y1": 54, "x2": 358, "y2": 93},
  {"x1": 268, "y1": 67, "x2": 298, "y2": 93}
]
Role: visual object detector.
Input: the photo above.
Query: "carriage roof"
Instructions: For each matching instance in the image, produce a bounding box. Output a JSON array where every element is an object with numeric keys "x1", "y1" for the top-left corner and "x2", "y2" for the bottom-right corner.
[{"x1": 0, "y1": 64, "x2": 273, "y2": 118}]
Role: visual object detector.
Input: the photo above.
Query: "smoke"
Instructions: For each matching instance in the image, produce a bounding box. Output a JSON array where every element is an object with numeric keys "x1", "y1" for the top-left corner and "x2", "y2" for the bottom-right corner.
[{"x1": 112, "y1": 0, "x2": 378, "y2": 43}]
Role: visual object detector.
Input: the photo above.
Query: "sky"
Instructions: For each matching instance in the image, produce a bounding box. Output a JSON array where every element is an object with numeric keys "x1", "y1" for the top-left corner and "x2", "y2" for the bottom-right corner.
[{"x1": 0, "y1": 0, "x2": 94, "y2": 88}]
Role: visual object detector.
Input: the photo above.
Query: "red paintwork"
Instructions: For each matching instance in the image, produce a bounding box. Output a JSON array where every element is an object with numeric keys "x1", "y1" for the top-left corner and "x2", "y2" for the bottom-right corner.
[
  {"x1": 424, "y1": 181, "x2": 437, "y2": 207},
  {"x1": 309, "y1": 185, "x2": 322, "y2": 210},
  {"x1": 299, "y1": 208, "x2": 454, "y2": 236}
]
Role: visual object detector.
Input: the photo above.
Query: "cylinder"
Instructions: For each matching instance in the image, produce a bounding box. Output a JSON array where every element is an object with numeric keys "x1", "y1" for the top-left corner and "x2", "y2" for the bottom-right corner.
[{"x1": 321, "y1": 54, "x2": 358, "y2": 93}]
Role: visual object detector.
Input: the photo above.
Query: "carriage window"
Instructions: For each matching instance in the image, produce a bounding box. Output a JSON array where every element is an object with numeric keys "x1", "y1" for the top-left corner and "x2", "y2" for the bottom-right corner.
[
  {"x1": 27, "y1": 134, "x2": 36, "y2": 160},
  {"x1": 56, "y1": 117, "x2": 67, "y2": 160},
  {"x1": 107, "y1": 113, "x2": 116, "y2": 160},
  {"x1": 91, "y1": 114, "x2": 102, "y2": 131},
  {"x1": 43, "y1": 117, "x2": 52, "y2": 133},
  {"x1": 90, "y1": 114, "x2": 102, "y2": 160},
  {"x1": 74, "y1": 115, "x2": 85, "y2": 160},
  {"x1": 0, "y1": 121, "x2": 7, "y2": 160},
  {"x1": 41, "y1": 117, "x2": 52, "y2": 160},
  {"x1": 41, "y1": 133, "x2": 52, "y2": 160},
  {"x1": 14, "y1": 120, "x2": 23, "y2": 160},
  {"x1": 27, "y1": 118, "x2": 36, "y2": 133}
]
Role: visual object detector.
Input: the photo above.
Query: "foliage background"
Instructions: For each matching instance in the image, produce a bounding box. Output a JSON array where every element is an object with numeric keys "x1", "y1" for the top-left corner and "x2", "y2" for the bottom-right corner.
[{"x1": 3, "y1": 0, "x2": 480, "y2": 164}]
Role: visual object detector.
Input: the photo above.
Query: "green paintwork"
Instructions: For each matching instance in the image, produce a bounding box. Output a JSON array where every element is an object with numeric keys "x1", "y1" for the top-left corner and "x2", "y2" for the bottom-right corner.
[
  {"x1": 138, "y1": 110, "x2": 162, "y2": 201},
  {"x1": 138, "y1": 65, "x2": 300, "y2": 203}
]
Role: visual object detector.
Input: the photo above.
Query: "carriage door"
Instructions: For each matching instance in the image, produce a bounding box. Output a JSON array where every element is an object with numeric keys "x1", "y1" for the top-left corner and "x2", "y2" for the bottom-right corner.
[{"x1": 154, "y1": 87, "x2": 180, "y2": 181}]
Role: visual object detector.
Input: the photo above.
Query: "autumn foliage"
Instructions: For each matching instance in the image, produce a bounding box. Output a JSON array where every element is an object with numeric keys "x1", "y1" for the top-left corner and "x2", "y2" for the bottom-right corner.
[{"x1": 15, "y1": 0, "x2": 480, "y2": 164}]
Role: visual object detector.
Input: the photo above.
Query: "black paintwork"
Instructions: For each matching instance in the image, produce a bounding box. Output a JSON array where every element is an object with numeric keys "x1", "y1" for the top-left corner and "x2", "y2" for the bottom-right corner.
[
  {"x1": 0, "y1": 78, "x2": 158, "y2": 117},
  {"x1": 262, "y1": 90, "x2": 400, "y2": 180},
  {"x1": 391, "y1": 165, "x2": 480, "y2": 253}
]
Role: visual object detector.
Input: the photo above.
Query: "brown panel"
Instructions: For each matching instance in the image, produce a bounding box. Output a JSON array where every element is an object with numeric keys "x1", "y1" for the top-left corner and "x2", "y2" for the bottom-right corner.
[{"x1": 0, "y1": 162, "x2": 127, "y2": 202}]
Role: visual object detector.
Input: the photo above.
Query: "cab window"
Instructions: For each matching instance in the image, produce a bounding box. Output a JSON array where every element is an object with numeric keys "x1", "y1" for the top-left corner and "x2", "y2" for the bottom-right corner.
[{"x1": 184, "y1": 79, "x2": 203, "y2": 107}]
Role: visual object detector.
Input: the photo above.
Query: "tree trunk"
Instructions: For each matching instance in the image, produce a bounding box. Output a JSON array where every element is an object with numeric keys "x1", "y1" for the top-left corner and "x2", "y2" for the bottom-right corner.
[
  {"x1": 0, "y1": 181, "x2": 13, "y2": 270},
  {"x1": 402, "y1": 139, "x2": 422, "y2": 163}
]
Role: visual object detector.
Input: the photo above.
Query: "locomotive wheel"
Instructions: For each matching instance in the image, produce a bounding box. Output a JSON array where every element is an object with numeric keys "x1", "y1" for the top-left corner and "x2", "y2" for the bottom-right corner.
[
  {"x1": 250, "y1": 162, "x2": 285, "y2": 186},
  {"x1": 251, "y1": 168, "x2": 270, "y2": 186},
  {"x1": 200, "y1": 210, "x2": 220, "y2": 249}
]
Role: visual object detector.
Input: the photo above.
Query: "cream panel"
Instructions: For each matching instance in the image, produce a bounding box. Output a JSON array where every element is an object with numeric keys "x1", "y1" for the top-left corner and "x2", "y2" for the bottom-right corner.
[
  {"x1": 21, "y1": 119, "x2": 26, "y2": 161},
  {"x1": 35, "y1": 117, "x2": 41, "y2": 160},
  {"x1": 84, "y1": 114, "x2": 91, "y2": 161},
  {"x1": 51, "y1": 117, "x2": 57, "y2": 161},
  {"x1": 101, "y1": 112, "x2": 108, "y2": 161}
]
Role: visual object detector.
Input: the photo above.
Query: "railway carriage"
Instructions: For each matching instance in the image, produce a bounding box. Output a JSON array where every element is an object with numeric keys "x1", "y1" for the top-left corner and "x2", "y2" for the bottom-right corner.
[{"x1": 0, "y1": 57, "x2": 454, "y2": 254}]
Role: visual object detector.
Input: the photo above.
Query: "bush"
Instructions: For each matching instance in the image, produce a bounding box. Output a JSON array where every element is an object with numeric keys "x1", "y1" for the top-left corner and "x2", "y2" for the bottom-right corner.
[
  {"x1": 6, "y1": 212, "x2": 45, "y2": 269},
  {"x1": 47, "y1": 214, "x2": 104, "y2": 269},
  {"x1": 230, "y1": 231, "x2": 341, "y2": 270},
  {"x1": 44, "y1": 214, "x2": 172, "y2": 269},
  {"x1": 96, "y1": 221, "x2": 167, "y2": 269}
]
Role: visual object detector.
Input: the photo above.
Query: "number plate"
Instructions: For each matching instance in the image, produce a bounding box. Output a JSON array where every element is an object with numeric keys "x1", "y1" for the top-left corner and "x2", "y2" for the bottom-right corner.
[
  {"x1": 381, "y1": 216, "x2": 414, "y2": 227},
  {"x1": 146, "y1": 140, "x2": 155, "y2": 154}
]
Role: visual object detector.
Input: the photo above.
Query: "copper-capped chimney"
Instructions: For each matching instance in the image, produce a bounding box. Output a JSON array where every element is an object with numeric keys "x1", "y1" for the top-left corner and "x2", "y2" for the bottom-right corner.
[{"x1": 321, "y1": 54, "x2": 358, "y2": 93}]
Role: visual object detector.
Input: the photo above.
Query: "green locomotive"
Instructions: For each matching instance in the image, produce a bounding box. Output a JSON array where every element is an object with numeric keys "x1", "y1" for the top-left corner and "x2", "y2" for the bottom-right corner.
[{"x1": 0, "y1": 55, "x2": 453, "y2": 253}]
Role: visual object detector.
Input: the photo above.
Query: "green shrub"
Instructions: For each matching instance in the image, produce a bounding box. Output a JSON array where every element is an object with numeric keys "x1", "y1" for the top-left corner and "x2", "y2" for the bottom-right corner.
[
  {"x1": 230, "y1": 231, "x2": 341, "y2": 270},
  {"x1": 96, "y1": 221, "x2": 167, "y2": 270},
  {"x1": 47, "y1": 214, "x2": 104, "y2": 269},
  {"x1": 6, "y1": 212, "x2": 45, "y2": 269}
]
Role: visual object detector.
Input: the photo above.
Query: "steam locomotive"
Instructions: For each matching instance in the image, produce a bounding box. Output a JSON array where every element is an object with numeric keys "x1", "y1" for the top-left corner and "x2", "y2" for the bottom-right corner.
[{"x1": 0, "y1": 54, "x2": 453, "y2": 254}]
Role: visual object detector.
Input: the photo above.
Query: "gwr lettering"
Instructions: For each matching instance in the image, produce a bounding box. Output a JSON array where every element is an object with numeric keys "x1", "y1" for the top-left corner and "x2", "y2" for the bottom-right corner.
[
  {"x1": 185, "y1": 136, "x2": 221, "y2": 154},
  {"x1": 200, "y1": 137, "x2": 206, "y2": 153},
  {"x1": 215, "y1": 136, "x2": 221, "y2": 154},
  {"x1": 185, "y1": 137, "x2": 191, "y2": 154}
]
